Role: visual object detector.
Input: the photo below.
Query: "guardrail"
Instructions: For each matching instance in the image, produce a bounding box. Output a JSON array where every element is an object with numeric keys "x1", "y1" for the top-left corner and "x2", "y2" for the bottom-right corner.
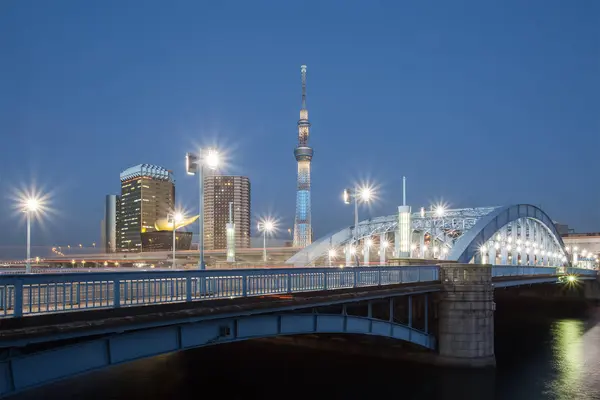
[
  {"x1": 492, "y1": 266, "x2": 597, "y2": 277},
  {"x1": 0, "y1": 265, "x2": 595, "y2": 319},
  {"x1": 0, "y1": 266, "x2": 439, "y2": 318},
  {"x1": 565, "y1": 267, "x2": 598, "y2": 276},
  {"x1": 0, "y1": 268, "x2": 178, "y2": 275}
]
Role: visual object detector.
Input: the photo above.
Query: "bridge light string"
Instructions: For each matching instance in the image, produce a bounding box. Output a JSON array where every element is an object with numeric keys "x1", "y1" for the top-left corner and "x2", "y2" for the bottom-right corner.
[{"x1": 434, "y1": 205, "x2": 446, "y2": 218}]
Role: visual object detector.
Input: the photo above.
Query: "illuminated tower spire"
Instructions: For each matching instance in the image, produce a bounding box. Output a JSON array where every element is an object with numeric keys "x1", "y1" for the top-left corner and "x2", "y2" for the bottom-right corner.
[{"x1": 293, "y1": 65, "x2": 313, "y2": 248}]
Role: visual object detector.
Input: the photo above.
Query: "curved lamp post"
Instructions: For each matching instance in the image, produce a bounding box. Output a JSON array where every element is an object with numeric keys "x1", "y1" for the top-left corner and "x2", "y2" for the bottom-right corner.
[
  {"x1": 22, "y1": 198, "x2": 40, "y2": 274},
  {"x1": 186, "y1": 149, "x2": 219, "y2": 270},
  {"x1": 342, "y1": 186, "x2": 373, "y2": 266}
]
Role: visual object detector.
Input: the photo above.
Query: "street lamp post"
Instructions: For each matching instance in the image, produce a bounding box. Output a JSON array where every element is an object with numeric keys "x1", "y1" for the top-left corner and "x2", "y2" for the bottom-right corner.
[
  {"x1": 168, "y1": 211, "x2": 184, "y2": 269},
  {"x1": 258, "y1": 219, "x2": 275, "y2": 264},
  {"x1": 23, "y1": 198, "x2": 39, "y2": 274},
  {"x1": 186, "y1": 149, "x2": 219, "y2": 270},
  {"x1": 26, "y1": 208, "x2": 31, "y2": 273},
  {"x1": 343, "y1": 186, "x2": 373, "y2": 266}
]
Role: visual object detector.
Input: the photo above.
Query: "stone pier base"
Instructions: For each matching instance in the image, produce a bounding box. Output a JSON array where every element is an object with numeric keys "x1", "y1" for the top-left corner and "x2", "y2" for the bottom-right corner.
[
  {"x1": 438, "y1": 264, "x2": 496, "y2": 368},
  {"x1": 584, "y1": 276, "x2": 600, "y2": 303}
]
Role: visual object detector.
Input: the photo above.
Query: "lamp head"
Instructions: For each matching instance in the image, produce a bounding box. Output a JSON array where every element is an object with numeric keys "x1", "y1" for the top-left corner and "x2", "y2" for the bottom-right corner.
[
  {"x1": 342, "y1": 188, "x2": 351, "y2": 205},
  {"x1": 24, "y1": 198, "x2": 39, "y2": 212},
  {"x1": 185, "y1": 152, "x2": 198, "y2": 175},
  {"x1": 359, "y1": 187, "x2": 372, "y2": 202},
  {"x1": 205, "y1": 149, "x2": 219, "y2": 170}
]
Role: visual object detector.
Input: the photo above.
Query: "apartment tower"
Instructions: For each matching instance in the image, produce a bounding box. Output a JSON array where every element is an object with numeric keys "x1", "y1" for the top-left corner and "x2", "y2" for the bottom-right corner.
[{"x1": 203, "y1": 175, "x2": 250, "y2": 250}]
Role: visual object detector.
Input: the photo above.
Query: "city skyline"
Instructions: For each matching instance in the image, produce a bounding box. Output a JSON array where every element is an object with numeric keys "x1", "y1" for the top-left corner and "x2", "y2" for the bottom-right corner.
[{"x1": 1, "y1": 1, "x2": 598, "y2": 255}]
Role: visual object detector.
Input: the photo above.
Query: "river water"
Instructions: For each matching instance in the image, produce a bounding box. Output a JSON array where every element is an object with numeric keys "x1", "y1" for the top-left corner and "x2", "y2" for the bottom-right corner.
[{"x1": 12, "y1": 306, "x2": 600, "y2": 399}]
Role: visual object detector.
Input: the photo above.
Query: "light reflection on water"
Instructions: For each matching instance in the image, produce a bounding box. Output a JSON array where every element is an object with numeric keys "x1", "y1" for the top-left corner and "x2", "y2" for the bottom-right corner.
[
  {"x1": 10, "y1": 308, "x2": 600, "y2": 400},
  {"x1": 545, "y1": 319, "x2": 600, "y2": 400}
]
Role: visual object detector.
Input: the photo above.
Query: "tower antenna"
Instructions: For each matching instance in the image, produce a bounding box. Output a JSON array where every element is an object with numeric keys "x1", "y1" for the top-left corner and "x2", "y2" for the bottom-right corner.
[
  {"x1": 301, "y1": 65, "x2": 307, "y2": 109},
  {"x1": 293, "y1": 65, "x2": 314, "y2": 248}
]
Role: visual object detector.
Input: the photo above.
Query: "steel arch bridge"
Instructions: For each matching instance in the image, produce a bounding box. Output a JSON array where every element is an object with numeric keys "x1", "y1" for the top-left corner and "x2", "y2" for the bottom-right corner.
[{"x1": 286, "y1": 204, "x2": 569, "y2": 267}]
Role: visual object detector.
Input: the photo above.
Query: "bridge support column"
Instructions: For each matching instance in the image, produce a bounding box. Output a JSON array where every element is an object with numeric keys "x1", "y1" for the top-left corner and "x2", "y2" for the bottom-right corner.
[
  {"x1": 584, "y1": 277, "x2": 600, "y2": 303},
  {"x1": 438, "y1": 264, "x2": 496, "y2": 367}
]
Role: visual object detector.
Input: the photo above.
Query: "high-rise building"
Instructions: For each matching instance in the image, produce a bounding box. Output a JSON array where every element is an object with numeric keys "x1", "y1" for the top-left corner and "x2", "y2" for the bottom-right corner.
[
  {"x1": 117, "y1": 164, "x2": 174, "y2": 252},
  {"x1": 203, "y1": 175, "x2": 250, "y2": 250},
  {"x1": 293, "y1": 65, "x2": 313, "y2": 248},
  {"x1": 102, "y1": 194, "x2": 120, "y2": 253}
]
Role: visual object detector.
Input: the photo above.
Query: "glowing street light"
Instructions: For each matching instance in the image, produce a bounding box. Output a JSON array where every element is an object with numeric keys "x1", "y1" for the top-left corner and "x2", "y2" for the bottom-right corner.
[
  {"x1": 342, "y1": 184, "x2": 376, "y2": 266},
  {"x1": 186, "y1": 148, "x2": 220, "y2": 269},
  {"x1": 168, "y1": 211, "x2": 185, "y2": 269},
  {"x1": 21, "y1": 196, "x2": 42, "y2": 274},
  {"x1": 258, "y1": 218, "x2": 276, "y2": 263}
]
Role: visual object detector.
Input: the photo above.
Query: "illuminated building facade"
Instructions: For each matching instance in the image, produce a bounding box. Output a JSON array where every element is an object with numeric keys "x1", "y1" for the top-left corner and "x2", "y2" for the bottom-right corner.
[
  {"x1": 117, "y1": 164, "x2": 174, "y2": 252},
  {"x1": 293, "y1": 65, "x2": 313, "y2": 248},
  {"x1": 203, "y1": 175, "x2": 251, "y2": 250}
]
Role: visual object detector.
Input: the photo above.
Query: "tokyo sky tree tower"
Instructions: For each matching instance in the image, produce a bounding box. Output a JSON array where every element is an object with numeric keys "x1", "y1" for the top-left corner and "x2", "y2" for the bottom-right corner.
[{"x1": 293, "y1": 65, "x2": 313, "y2": 248}]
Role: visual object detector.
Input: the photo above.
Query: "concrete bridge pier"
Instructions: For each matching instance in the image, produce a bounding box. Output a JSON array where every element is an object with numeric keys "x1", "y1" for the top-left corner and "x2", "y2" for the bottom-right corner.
[
  {"x1": 438, "y1": 264, "x2": 496, "y2": 367},
  {"x1": 584, "y1": 276, "x2": 600, "y2": 303}
]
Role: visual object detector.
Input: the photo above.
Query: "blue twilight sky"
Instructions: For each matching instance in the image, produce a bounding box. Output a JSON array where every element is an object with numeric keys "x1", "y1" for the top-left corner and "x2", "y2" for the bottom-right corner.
[{"x1": 0, "y1": 0, "x2": 599, "y2": 256}]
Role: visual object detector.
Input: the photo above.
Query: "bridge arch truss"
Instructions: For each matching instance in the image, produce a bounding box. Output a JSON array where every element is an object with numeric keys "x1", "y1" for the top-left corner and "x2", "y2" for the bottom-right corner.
[{"x1": 286, "y1": 204, "x2": 568, "y2": 267}]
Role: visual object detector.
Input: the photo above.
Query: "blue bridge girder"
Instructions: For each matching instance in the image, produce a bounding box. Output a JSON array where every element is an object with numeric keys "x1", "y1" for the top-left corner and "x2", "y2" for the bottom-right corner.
[{"x1": 0, "y1": 265, "x2": 596, "y2": 397}]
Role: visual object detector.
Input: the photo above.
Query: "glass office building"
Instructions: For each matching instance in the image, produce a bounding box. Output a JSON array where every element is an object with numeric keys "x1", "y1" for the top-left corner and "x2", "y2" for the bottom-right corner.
[{"x1": 117, "y1": 164, "x2": 174, "y2": 252}]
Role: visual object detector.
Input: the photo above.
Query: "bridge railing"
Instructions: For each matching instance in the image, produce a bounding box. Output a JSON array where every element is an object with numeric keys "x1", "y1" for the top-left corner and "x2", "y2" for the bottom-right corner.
[
  {"x1": 566, "y1": 267, "x2": 598, "y2": 276},
  {"x1": 0, "y1": 266, "x2": 440, "y2": 318},
  {"x1": 492, "y1": 266, "x2": 597, "y2": 277},
  {"x1": 492, "y1": 266, "x2": 558, "y2": 277}
]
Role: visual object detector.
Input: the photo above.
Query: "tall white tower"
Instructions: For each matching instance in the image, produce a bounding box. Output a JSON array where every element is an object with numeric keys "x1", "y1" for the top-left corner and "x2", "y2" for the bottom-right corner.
[{"x1": 293, "y1": 65, "x2": 313, "y2": 248}]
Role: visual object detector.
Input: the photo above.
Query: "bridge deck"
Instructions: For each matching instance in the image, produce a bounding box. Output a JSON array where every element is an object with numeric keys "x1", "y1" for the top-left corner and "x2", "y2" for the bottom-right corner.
[
  {"x1": 0, "y1": 266, "x2": 594, "y2": 347},
  {"x1": 0, "y1": 266, "x2": 439, "y2": 318},
  {"x1": 0, "y1": 282, "x2": 441, "y2": 347}
]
